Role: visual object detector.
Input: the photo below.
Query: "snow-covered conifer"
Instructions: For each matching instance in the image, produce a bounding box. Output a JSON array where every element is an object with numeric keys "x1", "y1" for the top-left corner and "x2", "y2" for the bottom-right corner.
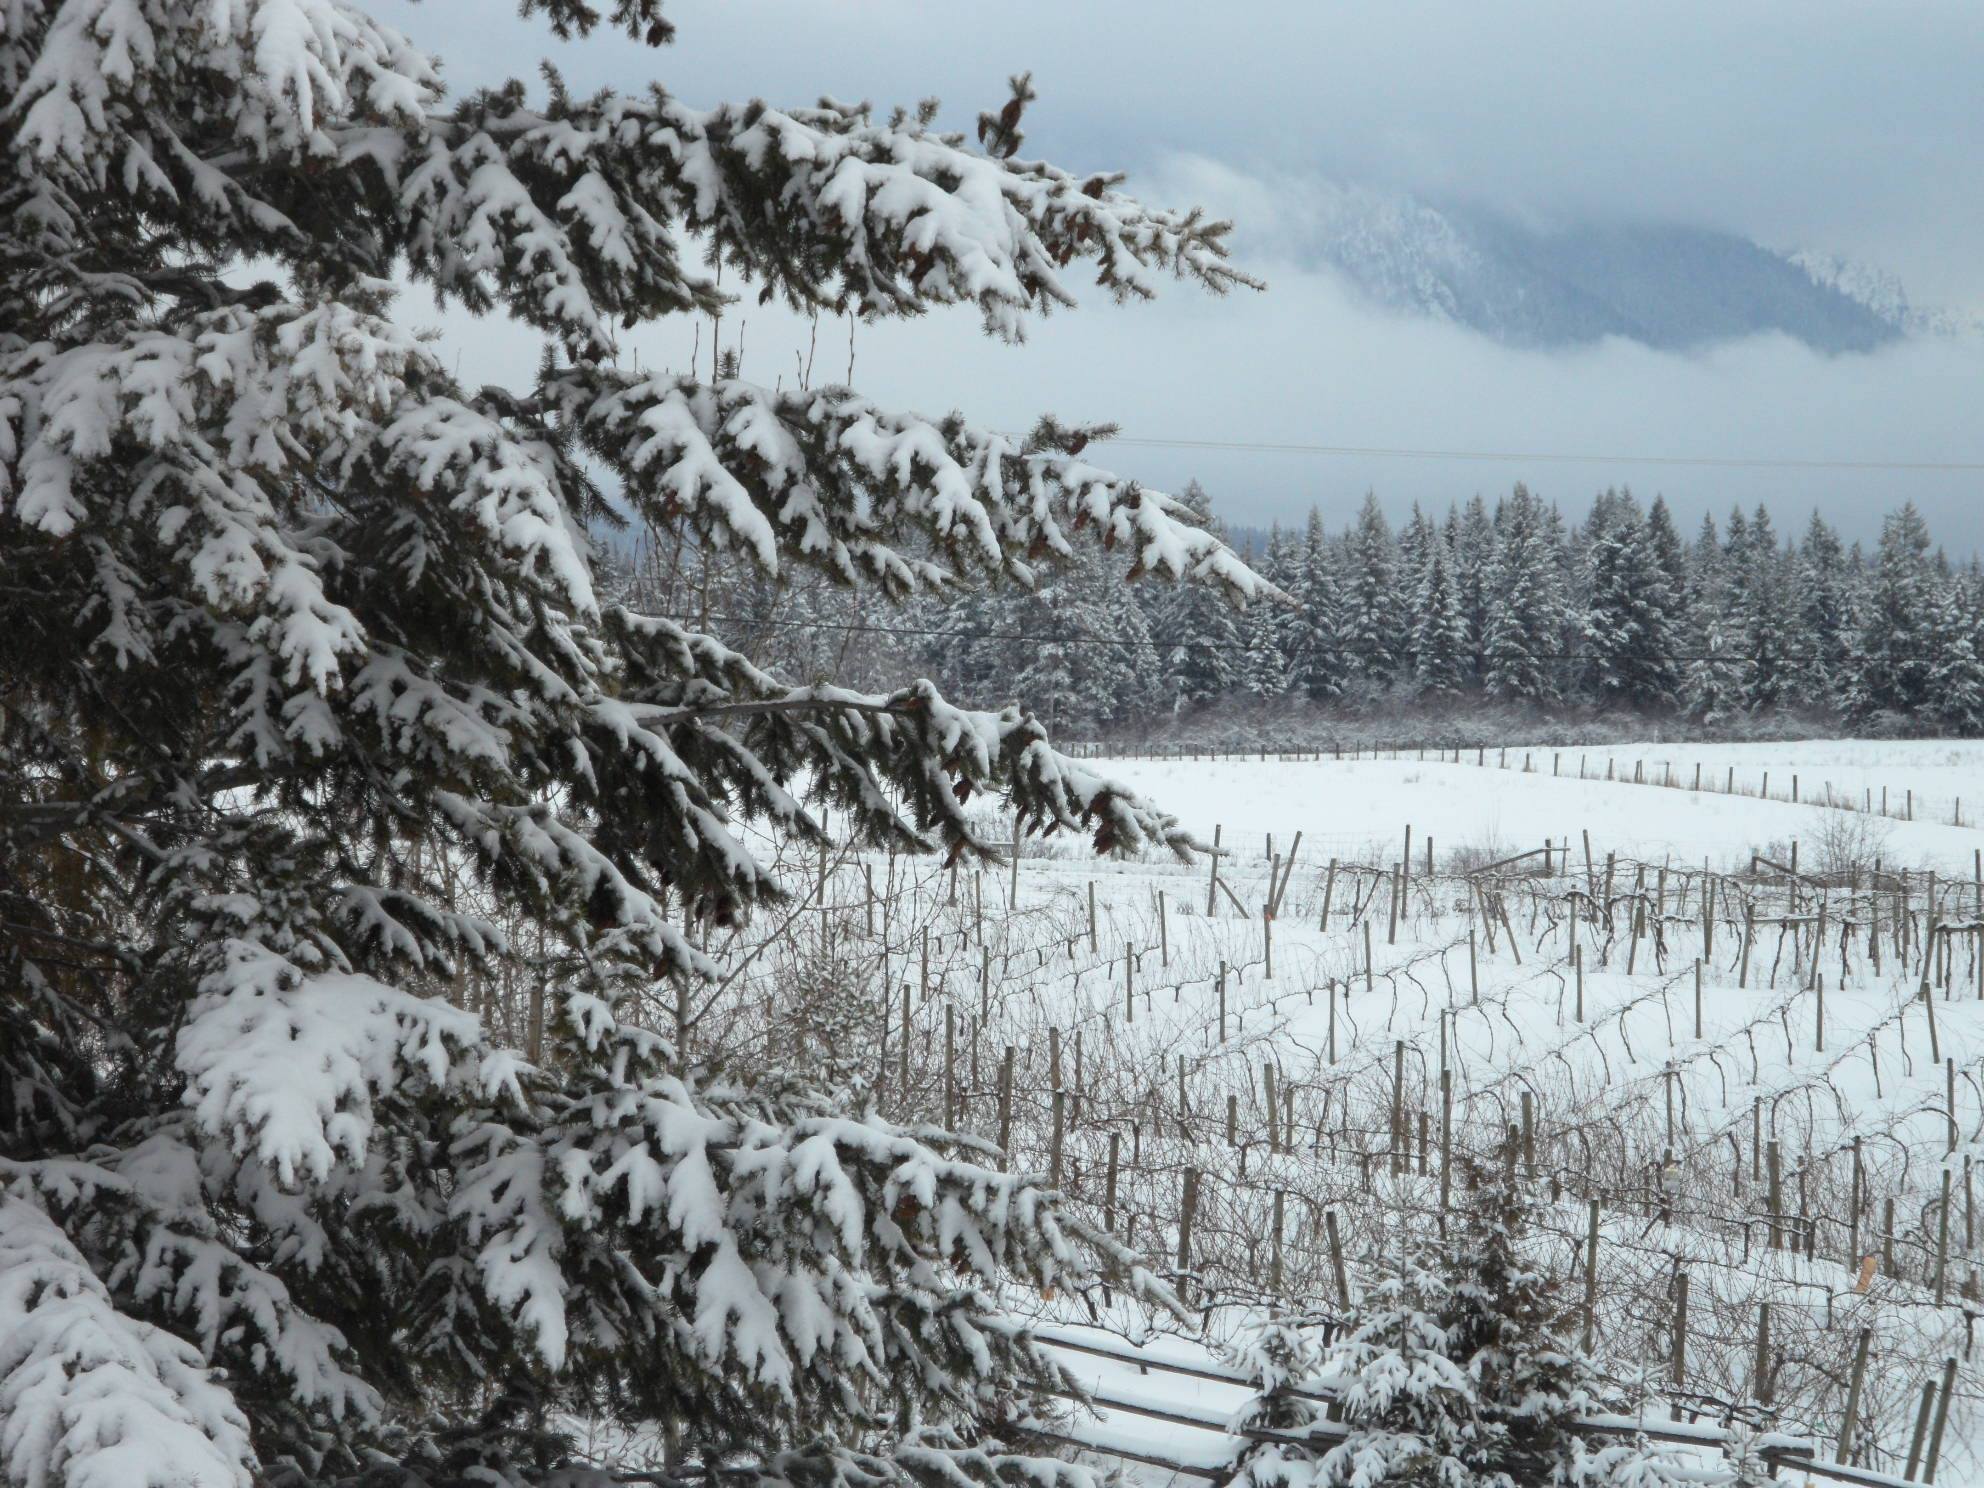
[
  {"x1": 1482, "y1": 485, "x2": 1566, "y2": 703},
  {"x1": 1442, "y1": 1162, "x2": 1608, "y2": 1484},
  {"x1": 1144, "y1": 480, "x2": 1247, "y2": 711},
  {"x1": 1344, "y1": 494, "x2": 1402, "y2": 682},
  {"x1": 1580, "y1": 495, "x2": 1680, "y2": 709},
  {"x1": 1288, "y1": 508, "x2": 1348, "y2": 701},
  {"x1": 1453, "y1": 496, "x2": 1496, "y2": 678},
  {"x1": 1245, "y1": 1243, "x2": 1482, "y2": 1488},
  {"x1": 1736, "y1": 506, "x2": 1794, "y2": 713},
  {"x1": 0, "y1": 6, "x2": 1267, "y2": 1484},
  {"x1": 1412, "y1": 535, "x2": 1470, "y2": 695},
  {"x1": 1683, "y1": 517, "x2": 1745, "y2": 725},
  {"x1": 1244, "y1": 588, "x2": 1292, "y2": 701},
  {"x1": 1928, "y1": 573, "x2": 1984, "y2": 731},
  {"x1": 1644, "y1": 495, "x2": 1690, "y2": 624},
  {"x1": 1794, "y1": 514, "x2": 1853, "y2": 703},
  {"x1": 1854, "y1": 504, "x2": 1938, "y2": 717}
]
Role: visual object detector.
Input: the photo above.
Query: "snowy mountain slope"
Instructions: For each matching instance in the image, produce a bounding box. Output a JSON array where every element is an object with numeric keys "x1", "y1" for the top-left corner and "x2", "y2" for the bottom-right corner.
[
  {"x1": 1285, "y1": 184, "x2": 1912, "y2": 353},
  {"x1": 1788, "y1": 250, "x2": 1982, "y2": 339}
]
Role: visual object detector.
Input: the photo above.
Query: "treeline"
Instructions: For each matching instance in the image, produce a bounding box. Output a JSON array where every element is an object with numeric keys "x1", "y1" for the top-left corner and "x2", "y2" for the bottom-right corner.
[{"x1": 622, "y1": 487, "x2": 1984, "y2": 737}]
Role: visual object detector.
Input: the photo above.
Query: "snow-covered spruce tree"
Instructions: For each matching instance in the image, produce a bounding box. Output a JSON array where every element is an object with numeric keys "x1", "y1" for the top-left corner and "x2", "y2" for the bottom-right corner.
[
  {"x1": 1481, "y1": 485, "x2": 1565, "y2": 705},
  {"x1": 1237, "y1": 1236, "x2": 1483, "y2": 1488},
  {"x1": 1229, "y1": 1161, "x2": 1715, "y2": 1488},
  {"x1": 1580, "y1": 494, "x2": 1679, "y2": 711},
  {"x1": 1344, "y1": 493, "x2": 1402, "y2": 684},
  {"x1": 0, "y1": 7, "x2": 1273, "y2": 1487},
  {"x1": 1735, "y1": 506, "x2": 1795, "y2": 714},
  {"x1": 1244, "y1": 590, "x2": 1291, "y2": 702},
  {"x1": 1452, "y1": 496, "x2": 1495, "y2": 680},
  {"x1": 1438, "y1": 1163, "x2": 1608, "y2": 1486},
  {"x1": 1927, "y1": 572, "x2": 1984, "y2": 731},
  {"x1": 1410, "y1": 535, "x2": 1469, "y2": 697},
  {"x1": 1643, "y1": 496, "x2": 1689, "y2": 628},
  {"x1": 1289, "y1": 508, "x2": 1347, "y2": 703},
  {"x1": 1149, "y1": 480, "x2": 1247, "y2": 711},
  {"x1": 1794, "y1": 513, "x2": 1853, "y2": 704},
  {"x1": 1016, "y1": 556, "x2": 1162, "y2": 734},
  {"x1": 1683, "y1": 517, "x2": 1745, "y2": 726},
  {"x1": 1854, "y1": 503, "x2": 1938, "y2": 719}
]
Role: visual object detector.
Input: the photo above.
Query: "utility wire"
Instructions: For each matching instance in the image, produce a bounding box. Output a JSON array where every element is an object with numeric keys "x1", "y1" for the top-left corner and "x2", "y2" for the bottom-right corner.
[{"x1": 1098, "y1": 435, "x2": 1984, "y2": 474}]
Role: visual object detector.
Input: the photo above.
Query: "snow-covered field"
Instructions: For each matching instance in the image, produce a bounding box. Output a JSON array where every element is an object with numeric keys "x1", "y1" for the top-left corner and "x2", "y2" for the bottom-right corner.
[
  {"x1": 1083, "y1": 746, "x2": 1984, "y2": 873},
  {"x1": 788, "y1": 738, "x2": 1984, "y2": 1484}
]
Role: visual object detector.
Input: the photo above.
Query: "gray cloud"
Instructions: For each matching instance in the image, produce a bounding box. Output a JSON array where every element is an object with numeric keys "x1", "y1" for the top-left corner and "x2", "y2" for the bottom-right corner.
[
  {"x1": 377, "y1": 0, "x2": 1984, "y2": 307},
  {"x1": 377, "y1": 0, "x2": 1984, "y2": 547}
]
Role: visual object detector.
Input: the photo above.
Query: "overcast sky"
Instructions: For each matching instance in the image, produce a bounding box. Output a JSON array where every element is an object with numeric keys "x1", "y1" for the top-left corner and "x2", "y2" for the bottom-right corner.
[{"x1": 377, "y1": 0, "x2": 1984, "y2": 548}]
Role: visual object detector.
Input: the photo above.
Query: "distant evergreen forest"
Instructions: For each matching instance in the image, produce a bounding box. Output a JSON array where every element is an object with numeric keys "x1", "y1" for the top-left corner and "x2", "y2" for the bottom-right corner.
[{"x1": 617, "y1": 487, "x2": 1984, "y2": 742}]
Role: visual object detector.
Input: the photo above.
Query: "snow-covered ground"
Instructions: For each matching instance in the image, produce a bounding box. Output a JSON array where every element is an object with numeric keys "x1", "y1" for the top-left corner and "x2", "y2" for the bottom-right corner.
[
  {"x1": 842, "y1": 739, "x2": 1984, "y2": 1482},
  {"x1": 711, "y1": 740, "x2": 1984, "y2": 1482},
  {"x1": 1587, "y1": 738, "x2": 1984, "y2": 822},
  {"x1": 1081, "y1": 748, "x2": 1984, "y2": 873}
]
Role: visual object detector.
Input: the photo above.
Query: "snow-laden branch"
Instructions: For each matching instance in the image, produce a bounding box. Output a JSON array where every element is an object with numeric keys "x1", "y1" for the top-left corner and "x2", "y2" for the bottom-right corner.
[
  {"x1": 10, "y1": 2, "x2": 1255, "y2": 357},
  {"x1": 0, "y1": 1195, "x2": 256, "y2": 1488},
  {"x1": 561, "y1": 370, "x2": 1277, "y2": 606}
]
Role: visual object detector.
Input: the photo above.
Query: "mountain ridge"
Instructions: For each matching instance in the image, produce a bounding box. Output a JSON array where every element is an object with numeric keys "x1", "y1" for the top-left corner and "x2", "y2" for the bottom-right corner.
[{"x1": 1284, "y1": 184, "x2": 1951, "y2": 354}]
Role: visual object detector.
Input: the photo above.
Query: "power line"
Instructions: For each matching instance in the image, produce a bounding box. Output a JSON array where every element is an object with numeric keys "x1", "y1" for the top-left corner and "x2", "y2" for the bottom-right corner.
[
  {"x1": 1098, "y1": 435, "x2": 1984, "y2": 475},
  {"x1": 670, "y1": 610, "x2": 1961, "y2": 664}
]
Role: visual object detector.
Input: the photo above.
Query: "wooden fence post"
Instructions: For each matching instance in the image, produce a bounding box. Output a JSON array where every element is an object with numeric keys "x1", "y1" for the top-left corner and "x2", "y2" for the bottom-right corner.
[
  {"x1": 1582, "y1": 1200, "x2": 1600, "y2": 1352},
  {"x1": 1049, "y1": 1089, "x2": 1064, "y2": 1190},
  {"x1": 944, "y1": 1004, "x2": 956, "y2": 1126},
  {"x1": 1270, "y1": 1189, "x2": 1286, "y2": 1293},
  {"x1": 1177, "y1": 1168, "x2": 1200, "y2": 1288},
  {"x1": 1766, "y1": 1140, "x2": 1784, "y2": 1250},
  {"x1": 1264, "y1": 1063, "x2": 1280, "y2": 1152},
  {"x1": 1837, "y1": 1327, "x2": 1871, "y2": 1465},
  {"x1": 1906, "y1": 1380, "x2": 1937, "y2": 1480},
  {"x1": 1925, "y1": 1356, "x2": 1958, "y2": 1483},
  {"x1": 1754, "y1": 1302, "x2": 1772, "y2": 1406},
  {"x1": 1104, "y1": 1130, "x2": 1120, "y2": 1234},
  {"x1": 1671, "y1": 1270, "x2": 1690, "y2": 1412},
  {"x1": 1392, "y1": 1041, "x2": 1407, "y2": 1175},
  {"x1": 997, "y1": 1046, "x2": 1014, "y2": 1167},
  {"x1": 1439, "y1": 1068, "x2": 1453, "y2": 1217},
  {"x1": 1325, "y1": 1209, "x2": 1350, "y2": 1308},
  {"x1": 1934, "y1": 1167, "x2": 1953, "y2": 1304}
]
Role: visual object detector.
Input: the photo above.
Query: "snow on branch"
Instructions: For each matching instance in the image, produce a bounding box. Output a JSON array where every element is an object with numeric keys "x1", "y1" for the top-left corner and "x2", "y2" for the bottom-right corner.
[
  {"x1": 646, "y1": 94, "x2": 1262, "y2": 338},
  {"x1": 602, "y1": 613, "x2": 1200, "y2": 872},
  {"x1": 0, "y1": 1195, "x2": 256, "y2": 1488},
  {"x1": 562, "y1": 370, "x2": 1276, "y2": 606},
  {"x1": 3, "y1": 1139, "x2": 383, "y2": 1425},
  {"x1": 336, "y1": 81, "x2": 1260, "y2": 354},
  {"x1": 175, "y1": 941, "x2": 508, "y2": 1187},
  {"x1": 10, "y1": 0, "x2": 437, "y2": 181}
]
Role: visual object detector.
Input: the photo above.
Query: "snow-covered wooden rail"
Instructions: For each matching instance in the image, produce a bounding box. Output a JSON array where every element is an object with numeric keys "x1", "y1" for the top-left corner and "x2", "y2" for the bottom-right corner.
[{"x1": 1024, "y1": 1326, "x2": 1930, "y2": 1488}]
